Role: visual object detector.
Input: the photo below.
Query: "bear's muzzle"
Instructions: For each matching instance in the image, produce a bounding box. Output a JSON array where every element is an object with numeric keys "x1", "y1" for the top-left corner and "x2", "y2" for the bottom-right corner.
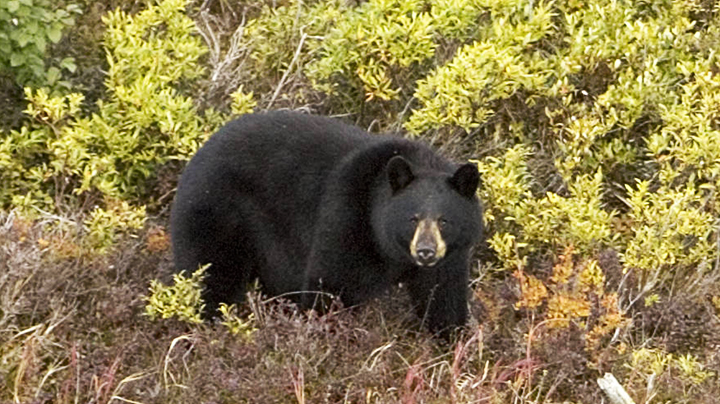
[{"x1": 410, "y1": 219, "x2": 446, "y2": 267}]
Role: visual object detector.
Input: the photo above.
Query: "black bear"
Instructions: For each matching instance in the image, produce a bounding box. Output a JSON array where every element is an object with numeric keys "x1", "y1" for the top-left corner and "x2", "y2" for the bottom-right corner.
[{"x1": 170, "y1": 111, "x2": 483, "y2": 335}]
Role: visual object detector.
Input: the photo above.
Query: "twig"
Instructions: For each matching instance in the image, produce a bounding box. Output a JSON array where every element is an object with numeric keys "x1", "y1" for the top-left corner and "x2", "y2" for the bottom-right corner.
[
  {"x1": 267, "y1": 32, "x2": 308, "y2": 109},
  {"x1": 715, "y1": 218, "x2": 720, "y2": 278}
]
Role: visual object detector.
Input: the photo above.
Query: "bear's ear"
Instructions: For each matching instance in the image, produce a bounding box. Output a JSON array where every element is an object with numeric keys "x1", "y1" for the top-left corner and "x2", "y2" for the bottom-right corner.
[
  {"x1": 449, "y1": 163, "x2": 480, "y2": 198},
  {"x1": 387, "y1": 155, "x2": 414, "y2": 193}
]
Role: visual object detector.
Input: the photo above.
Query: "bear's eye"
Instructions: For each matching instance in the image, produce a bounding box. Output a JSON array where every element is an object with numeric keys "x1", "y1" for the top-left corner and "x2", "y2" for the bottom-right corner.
[
  {"x1": 410, "y1": 217, "x2": 419, "y2": 225},
  {"x1": 438, "y1": 218, "x2": 448, "y2": 228}
]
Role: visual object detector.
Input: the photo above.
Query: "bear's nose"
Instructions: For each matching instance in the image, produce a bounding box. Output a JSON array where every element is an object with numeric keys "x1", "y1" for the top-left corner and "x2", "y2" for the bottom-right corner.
[{"x1": 417, "y1": 248, "x2": 436, "y2": 262}]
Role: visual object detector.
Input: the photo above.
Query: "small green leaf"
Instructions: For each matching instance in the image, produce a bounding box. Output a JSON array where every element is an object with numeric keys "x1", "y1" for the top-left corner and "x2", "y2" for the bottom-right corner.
[
  {"x1": 10, "y1": 52, "x2": 25, "y2": 67},
  {"x1": 60, "y1": 57, "x2": 76, "y2": 73},
  {"x1": 47, "y1": 26, "x2": 62, "y2": 43},
  {"x1": 26, "y1": 20, "x2": 38, "y2": 34},
  {"x1": 35, "y1": 35, "x2": 46, "y2": 53},
  {"x1": 17, "y1": 32, "x2": 31, "y2": 47},
  {"x1": 46, "y1": 66, "x2": 60, "y2": 84},
  {"x1": 7, "y1": 0, "x2": 20, "y2": 13},
  {"x1": 30, "y1": 62, "x2": 44, "y2": 78}
]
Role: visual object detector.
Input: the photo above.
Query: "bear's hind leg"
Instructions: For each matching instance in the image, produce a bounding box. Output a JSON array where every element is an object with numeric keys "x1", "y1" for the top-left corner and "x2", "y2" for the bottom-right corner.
[
  {"x1": 201, "y1": 257, "x2": 252, "y2": 318},
  {"x1": 172, "y1": 208, "x2": 256, "y2": 319}
]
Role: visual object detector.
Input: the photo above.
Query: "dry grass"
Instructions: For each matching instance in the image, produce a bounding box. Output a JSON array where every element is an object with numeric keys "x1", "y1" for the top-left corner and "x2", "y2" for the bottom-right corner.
[{"x1": 1, "y1": 210, "x2": 719, "y2": 403}]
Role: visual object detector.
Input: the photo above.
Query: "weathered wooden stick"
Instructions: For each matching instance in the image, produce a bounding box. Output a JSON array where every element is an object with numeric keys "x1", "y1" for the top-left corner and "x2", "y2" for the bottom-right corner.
[{"x1": 597, "y1": 373, "x2": 636, "y2": 404}]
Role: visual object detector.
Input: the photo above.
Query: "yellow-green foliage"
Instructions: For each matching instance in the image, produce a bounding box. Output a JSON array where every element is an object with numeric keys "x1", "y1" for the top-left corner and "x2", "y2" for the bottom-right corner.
[
  {"x1": 83, "y1": 199, "x2": 146, "y2": 253},
  {"x1": 1, "y1": 89, "x2": 83, "y2": 213},
  {"x1": 145, "y1": 266, "x2": 207, "y2": 324},
  {"x1": 416, "y1": 0, "x2": 720, "y2": 304},
  {"x1": 0, "y1": 0, "x2": 222, "y2": 246},
  {"x1": 145, "y1": 270, "x2": 257, "y2": 338},
  {"x1": 406, "y1": 0, "x2": 556, "y2": 133},
  {"x1": 477, "y1": 146, "x2": 614, "y2": 271},
  {"x1": 618, "y1": 54, "x2": 720, "y2": 292},
  {"x1": 623, "y1": 181, "x2": 716, "y2": 293},
  {"x1": 307, "y1": 0, "x2": 484, "y2": 107},
  {"x1": 219, "y1": 303, "x2": 257, "y2": 340},
  {"x1": 551, "y1": 1, "x2": 702, "y2": 179},
  {"x1": 103, "y1": 0, "x2": 205, "y2": 87},
  {"x1": 627, "y1": 348, "x2": 714, "y2": 399},
  {"x1": 88, "y1": 0, "x2": 220, "y2": 196},
  {"x1": 244, "y1": 0, "x2": 344, "y2": 83},
  {"x1": 230, "y1": 86, "x2": 257, "y2": 116},
  {"x1": 309, "y1": 0, "x2": 435, "y2": 102}
]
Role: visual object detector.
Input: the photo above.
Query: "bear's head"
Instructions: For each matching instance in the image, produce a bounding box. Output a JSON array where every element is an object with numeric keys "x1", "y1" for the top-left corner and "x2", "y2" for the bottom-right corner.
[{"x1": 374, "y1": 155, "x2": 483, "y2": 268}]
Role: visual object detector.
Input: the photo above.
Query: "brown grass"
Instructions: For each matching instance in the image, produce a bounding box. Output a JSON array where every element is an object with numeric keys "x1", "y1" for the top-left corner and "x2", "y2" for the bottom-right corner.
[{"x1": 1, "y1": 211, "x2": 719, "y2": 403}]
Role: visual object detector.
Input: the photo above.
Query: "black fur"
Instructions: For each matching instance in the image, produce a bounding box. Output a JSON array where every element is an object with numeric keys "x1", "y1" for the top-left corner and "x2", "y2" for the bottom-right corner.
[{"x1": 170, "y1": 111, "x2": 483, "y2": 335}]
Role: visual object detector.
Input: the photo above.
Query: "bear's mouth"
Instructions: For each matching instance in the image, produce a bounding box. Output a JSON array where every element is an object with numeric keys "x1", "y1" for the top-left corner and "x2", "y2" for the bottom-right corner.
[{"x1": 413, "y1": 256, "x2": 441, "y2": 267}]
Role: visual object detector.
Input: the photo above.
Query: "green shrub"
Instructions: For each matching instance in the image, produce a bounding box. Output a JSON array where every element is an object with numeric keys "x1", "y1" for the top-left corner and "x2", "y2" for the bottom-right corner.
[
  {"x1": 0, "y1": 0, "x2": 222, "y2": 218},
  {"x1": 244, "y1": 0, "x2": 343, "y2": 85},
  {"x1": 308, "y1": 0, "x2": 436, "y2": 103},
  {"x1": 0, "y1": 0, "x2": 80, "y2": 88},
  {"x1": 306, "y1": 0, "x2": 484, "y2": 118},
  {"x1": 145, "y1": 266, "x2": 207, "y2": 324},
  {"x1": 477, "y1": 146, "x2": 615, "y2": 270},
  {"x1": 145, "y1": 268, "x2": 258, "y2": 339},
  {"x1": 624, "y1": 348, "x2": 715, "y2": 401},
  {"x1": 230, "y1": 86, "x2": 257, "y2": 115},
  {"x1": 219, "y1": 303, "x2": 257, "y2": 340},
  {"x1": 0, "y1": 88, "x2": 84, "y2": 213},
  {"x1": 406, "y1": 0, "x2": 556, "y2": 134},
  {"x1": 83, "y1": 199, "x2": 146, "y2": 253}
]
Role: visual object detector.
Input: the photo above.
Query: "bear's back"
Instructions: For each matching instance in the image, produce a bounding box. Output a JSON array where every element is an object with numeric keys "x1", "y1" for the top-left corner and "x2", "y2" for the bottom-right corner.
[
  {"x1": 171, "y1": 112, "x2": 392, "y2": 295},
  {"x1": 200, "y1": 111, "x2": 375, "y2": 171}
]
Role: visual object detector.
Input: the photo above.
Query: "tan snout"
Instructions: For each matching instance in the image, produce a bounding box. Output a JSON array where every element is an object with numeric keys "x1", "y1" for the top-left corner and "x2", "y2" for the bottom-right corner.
[{"x1": 410, "y1": 219, "x2": 446, "y2": 267}]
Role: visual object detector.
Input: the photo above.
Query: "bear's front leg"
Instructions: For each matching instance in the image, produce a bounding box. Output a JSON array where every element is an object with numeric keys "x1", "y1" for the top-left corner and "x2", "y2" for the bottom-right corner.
[{"x1": 405, "y1": 258, "x2": 469, "y2": 337}]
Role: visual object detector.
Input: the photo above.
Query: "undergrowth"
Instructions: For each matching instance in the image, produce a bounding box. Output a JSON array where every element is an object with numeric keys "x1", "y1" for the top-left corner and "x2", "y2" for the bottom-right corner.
[{"x1": 0, "y1": 212, "x2": 528, "y2": 404}]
